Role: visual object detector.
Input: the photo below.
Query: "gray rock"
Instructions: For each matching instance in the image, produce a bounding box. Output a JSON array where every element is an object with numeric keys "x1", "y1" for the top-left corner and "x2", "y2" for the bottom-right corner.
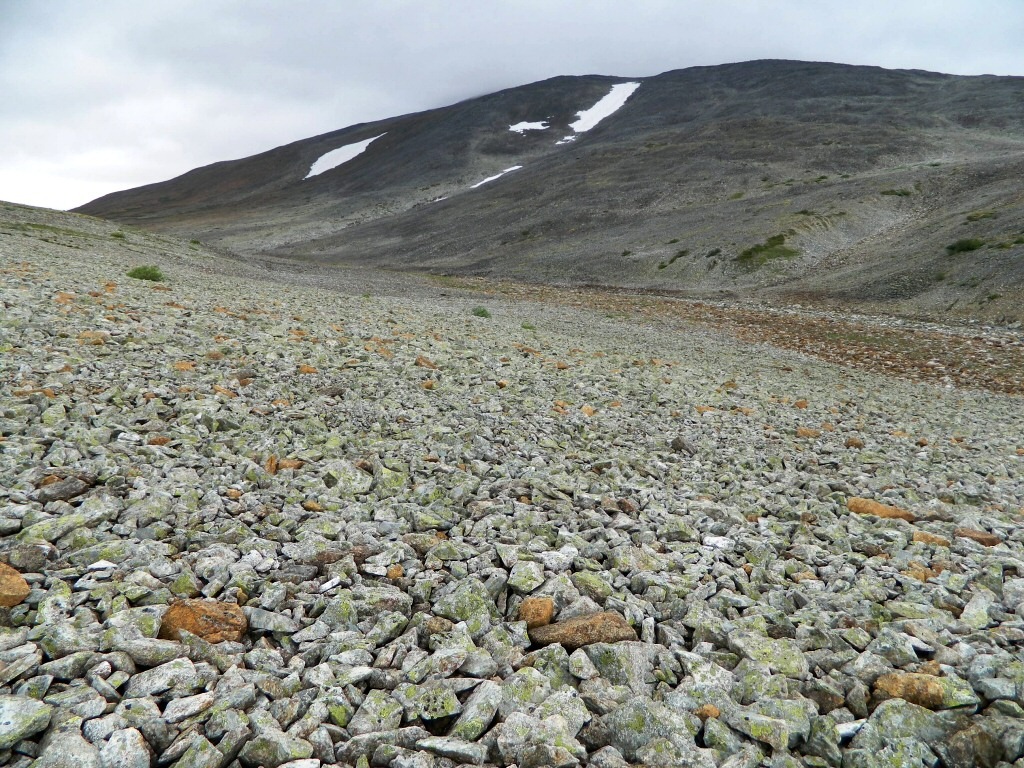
[
  {"x1": 347, "y1": 689, "x2": 403, "y2": 736},
  {"x1": 0, "y1": 695, "x2": 53, "y2": 749},
  {"x1": 98, "y1": 728, "x2": 151, "y2": 768},
  {"x1": 449, "y1": 680, "x2": 501, "y2": 740},
  {"x1": 237, "y1": 730, "x2": 313, "y2": 768}
]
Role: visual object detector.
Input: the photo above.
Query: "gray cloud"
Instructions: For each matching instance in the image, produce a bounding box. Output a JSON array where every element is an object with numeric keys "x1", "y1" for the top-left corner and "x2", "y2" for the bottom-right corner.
[{"x1": 2, "y1": 0, "x2": 1021, "y2": 209}]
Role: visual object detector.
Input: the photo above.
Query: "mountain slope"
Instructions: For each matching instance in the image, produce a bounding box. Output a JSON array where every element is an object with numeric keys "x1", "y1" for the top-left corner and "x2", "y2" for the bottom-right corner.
[{"x1": 77, "y1": 60, "x2": 1024, "y2": 322}]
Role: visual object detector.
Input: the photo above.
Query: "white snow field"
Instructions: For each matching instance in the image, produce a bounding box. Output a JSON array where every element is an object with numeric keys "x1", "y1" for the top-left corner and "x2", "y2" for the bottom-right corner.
[
  {"x1": 470, "y1": 165, "x2": 523, "y2": 189},
  {"x1": 556, "y1": 81, "x2": 641, "y2": 143},
  {"x1": 509, "y1": 120, "x2": 549, "y2": 133},
  {"x1": 304, "y1": 133, "x2": 386, "y2": 179}
]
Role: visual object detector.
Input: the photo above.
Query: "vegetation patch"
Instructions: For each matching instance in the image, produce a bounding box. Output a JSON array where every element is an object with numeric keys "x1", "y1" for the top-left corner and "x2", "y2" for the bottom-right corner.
[
  {"x1": 946, "y1": 238, "x2": 985, "y2": 255},
  {"x1": 880, "y1": 189, "x2": 912, "y2": 197},
  {"x1": 658, "y1": 248, "x2": 689, "y2": 270},
  {"x1": 964, "y1": 210, "x2": 997, "y2": 223},
  {"x1": 111, "y1": 230, "x2": 127, "y2": 239},
  {"x1": 735, "y1": 234, "x2": 798, "y2": 267},
  {"x1": 471, "y1": 306, "x2": 491, "y2": 318},
  {"x1": 729, "y1": 191, "x2": 744, "y2": 200},
  {"x1": 126, "y1": 265, "x2": 165, "y2": 281}
]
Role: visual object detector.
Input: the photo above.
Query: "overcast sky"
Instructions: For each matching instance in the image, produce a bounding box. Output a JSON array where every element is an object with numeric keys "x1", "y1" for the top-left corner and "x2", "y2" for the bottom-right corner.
[{"x1": 2, "y1": 0, "x2": 1022, "y2": 211}]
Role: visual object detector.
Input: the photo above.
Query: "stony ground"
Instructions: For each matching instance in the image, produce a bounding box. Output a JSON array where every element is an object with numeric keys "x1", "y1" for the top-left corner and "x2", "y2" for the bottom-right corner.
[{"x1": 2, "y1": 202, "x2": 1024, "y2": 768}]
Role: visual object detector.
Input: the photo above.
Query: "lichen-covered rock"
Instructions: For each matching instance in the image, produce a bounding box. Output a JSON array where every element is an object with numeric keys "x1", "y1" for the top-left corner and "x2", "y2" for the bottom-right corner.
[
  {"x1": 348, "y1": 689, "x2": 404, "y2": 735},
  {"x1": 0, "y1": 695, "x2": 53, "y2": 749},
  {"x1": 727, "y1": 630, "x2": 810, "y2": 679},
  {"x1": 599, "y1": 698, "x2": 702, "y2": 763},
  {"x1": 450, "y1": 679, "x2": 501, "y2": 740}
]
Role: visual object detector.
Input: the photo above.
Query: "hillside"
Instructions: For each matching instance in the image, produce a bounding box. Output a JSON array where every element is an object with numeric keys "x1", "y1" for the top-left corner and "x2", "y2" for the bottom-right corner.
[{"x1": 76, "y1": 60, "x2": 1024, "y2": 322}]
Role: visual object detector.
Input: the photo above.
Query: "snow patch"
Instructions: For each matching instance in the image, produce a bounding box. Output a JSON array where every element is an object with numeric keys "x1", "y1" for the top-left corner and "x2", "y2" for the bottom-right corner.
[
  {"x1": 509, "y1": 121, "x2": 549, "y2": 134},
  {"x1": 304, "y1": 133, "x2": 385, "y2": 179},
  {"x1": 470, "y1": 165, "x2": 523, "y2": 189},
  {"x1": 557, "y1": 81, "x2": 640, "y2": 143}
]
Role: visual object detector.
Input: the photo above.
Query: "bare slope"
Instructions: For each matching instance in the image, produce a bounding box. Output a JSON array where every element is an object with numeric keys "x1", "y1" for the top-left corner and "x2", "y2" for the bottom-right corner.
[{"x1": 76, "y1": 60, "x2": 1024, "y2": 322}]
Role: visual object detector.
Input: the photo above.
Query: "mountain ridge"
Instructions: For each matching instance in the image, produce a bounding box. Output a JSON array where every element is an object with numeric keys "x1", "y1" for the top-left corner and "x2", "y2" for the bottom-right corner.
[{"x1": 76, "y1": 59, "x2": 1024, "y2": 323}]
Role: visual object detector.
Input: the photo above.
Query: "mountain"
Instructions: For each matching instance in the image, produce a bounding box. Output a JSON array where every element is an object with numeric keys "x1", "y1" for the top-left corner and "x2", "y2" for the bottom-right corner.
[{"x1": 76, "y1": 59, "x2": 1024, "y2": 322}]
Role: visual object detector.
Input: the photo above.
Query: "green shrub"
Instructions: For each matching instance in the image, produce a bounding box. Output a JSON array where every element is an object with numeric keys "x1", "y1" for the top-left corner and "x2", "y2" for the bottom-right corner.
[
  {"x1": 880, "y1": 189, "x2": 912, "y2": 197},
  {"x1": 736, "y1": 234, "x2": 798, "y2": 267},
  {"x1": 946, "y1": 238, "x2": 985, "y2": 254},
  {"x1": 705, "y1": 248, "x2": 721, "y2": 258},
  {"x1": 189, "y1": 238, "x2": 201, "y2": 245},
  {"x1": 471, "y1": 306, "x2": 491, "y2": 318},
  {"x1": 111, "y1": 230, "x2": 126, "y2": 239},
  {"x1": 126, "y1": 265, "x2": 164, "y2": 281},
  {"x1": 729, "y1": 191, "x2": 744, "y2": 200},
  {"x1": 964, "y1": 210, "x2": 997, "y2": 222},
  {"x1": 521, "y1": 322, "x2": 536, "y2": 330}
]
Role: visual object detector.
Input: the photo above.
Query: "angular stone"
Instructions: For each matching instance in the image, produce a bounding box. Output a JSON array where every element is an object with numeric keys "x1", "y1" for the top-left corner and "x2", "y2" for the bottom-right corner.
[
  {"x1": 600, "y1": 697, "x2": 700, "y2": 762},
  {"x1": 159, "y1": 599, "x2": 247, "y2": 643},
  {"x1": 528, "y1": 612, "x2": 637, "y2": 650},
  {"x1": 953, "y1": 528, "x2": 1002, "y2": 547},
  {"x1": 449, "y1": 680, "x2": 501, "y2": 740},
  {"x1": 728, "y1": 630, "x2": 810, "y2": 678},
  {"x1": 238, "y1": 731, "x2": 313, "y2": 768},
  {"x1": 123, "y1": 657, "x2": 198, "y2": 698},
  {"x1": 508, "y1": 561, "x2": 546, "y2": 594},
  {"x1": 519, "y1": 596, "x2": 554, "y2": 629},
  {"x1": 33, "y1": 730, "x2": 101, "y2": 768},
  {"x1": 584, "y1": 641, "x2": 654, "y2": 694},
  {"x1": 348, "y1": 689, "x2": 403, "y2": 736},
  {"x1": 874, "y1": 672, "x2": 980, "y2": 710},
  {"x1": 847, "y1": 497, "x2": 915, "y2": 522},
  {"x1": 415, "y1": 736, "x2": 488, "y2": 765},
  {"x1": 0, "y1": 563, "x2": 30, "y2": 608},
  {"x1": 721, "y1": 706, "x2": 790, "y2": 751},
  {"x1": 99, "y1": 728, "x2": 152, "y2": 768},
  {"x1": 0, "y1": 694, "x2": 53, "y2": 749}
]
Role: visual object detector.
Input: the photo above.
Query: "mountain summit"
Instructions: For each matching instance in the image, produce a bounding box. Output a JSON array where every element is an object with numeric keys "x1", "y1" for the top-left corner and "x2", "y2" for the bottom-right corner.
[{"x1": 76, "y1": 60, "x2": 1024, "y2": 321}]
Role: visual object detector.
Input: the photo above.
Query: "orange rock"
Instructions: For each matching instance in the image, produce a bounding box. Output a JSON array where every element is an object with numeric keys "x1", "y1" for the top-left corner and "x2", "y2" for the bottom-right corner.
[
  {"x1": 954, "y1": 528, "x2": 1002, "y2": 547},
  {"x1": 903, "y1": 562, "x2": 941, "y2": 582},
  {"x1": 386, "y1": 564, "x2": 404, "y2": 580},
  {"x1": 791, "y1": 571, "x2": 819, "y2": 583},
  {"x1": 845, "y1": 437, "x2": 865, "y2": 449},
  {"x1": 794, "y1": 399, "x2": 808, "y2": 409},
  {"x1": 797, "y1": 427, "x2": 821, "y2": 438},
  {"x1": 278, "y1": 459, "x2": 304, "y2": 471},
  {"x1": 414, "y1": 355, "x2": 438, "y2": 370},
  {"x1": 519, "y1": 597, "x2": 555, "y2": 629},
  {"x1": 173, "y1": 361, "x2": 195, "y2": 371},
  {"x1": 226, "y1": 489, "x2": 243, "y2": 500},
  {"x1": 302, "y1": 500, "x2": 324, "y2": 512},
  {"x1": 913, "y1": 531, "x2": 951, "y2": 547},
  {"x1": 528, "y1": 611, "x2": 637, "y2": 650},
  {"x1": 580, "y1": 405, "x2": 596, "y2": 417},
  {"x1": 873, "y1": 672, "x2": 961, "y2": 710},
  {"x1": 213, "y1": 385, "x2": 237, "y2": 398},
  {"x1": 159, "y1": 599, "x2": 247, "y2": 644},
  {"x1": 696, "y1": 405, "x2": 715, "y2": 414},
  {"x1": 497, "y1": 379, "x2": 509, "y2": 389},
  {"x1": 421, "y1": 380, "x2": 436, "y2": 390},
  {"x1": 148, "y1": 436, "x2": 172, "y2": 446},
  {"x1": 264, "y1": 455, "x2": 279, "y2": 475},
  {"x1": 297, "y1": 364, "x2": 318, "y2": 374},
  {"x1": 847, "y1": 497, "x2": 915, "y2": 522},
  {"x1": 694, "y1": 704, "x2": 721, "y2": 720},
  {"x1": 0, "y1": 563, "x2": 30, "y2": 608}
]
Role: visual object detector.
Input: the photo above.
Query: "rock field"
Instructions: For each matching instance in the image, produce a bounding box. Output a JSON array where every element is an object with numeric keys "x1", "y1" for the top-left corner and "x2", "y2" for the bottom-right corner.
[{"x1": 2, "y1": 202, "x2": 1024, "y2": 768}]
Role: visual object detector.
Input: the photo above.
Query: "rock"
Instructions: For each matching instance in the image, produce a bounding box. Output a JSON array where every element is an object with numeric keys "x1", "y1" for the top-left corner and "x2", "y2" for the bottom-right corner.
[
  {"x1": 584, "y1": 642, "x2": 654, "y2": 694},
  {"x1": 720, "y1": 705, "x2": 790, "y2": 751},
  {"x1": 0, "y1": 695, "x2": 52, "y2": 749},
  {"x1": 0, "y1": 563, "x2": 30, "y2": 608},
  {"x1": 449, "y1": 679, "x2": 501, "y2": 740},
  {"x1": 847, "y1": 497, "x2": 915, "y2": 522},
  {"x1": 415, "y1": 736, "x2": 488, "y2": 765},
  {"x1": 508, "y1": 559, "x2": 545, "y2": 594},
  {"x1": 31, "y1": 474, "x2": 92, "y2": 503},
  {"x1": 953, "y1": 528, "x2": 1002, "y2": 547},
  {"x1": 528, "y1": 612, "x2": 637, "y2": 650},
  {"x1": 518, "y1": 596, "x2": 555, "y2": 629},
  {"x1": 938, "y1": 723, "x2": 1002, "y2": 768},
  {"x1": 159, "y1": 599, "x2": 247, "y2": 643},
  {"x1": 347, "y1": 690, "x2": 403, "y2": 736},
  {"x1": 238, "y1": 731, "x2": 313, "y2": 768},
  {"x1": 873, "y1": 672, "x2": 980, "y2": 710},
  {"x1": 728, "y1": 630, "x2": 810, "y2": 678},
  {"x1": 599, "y1": 697, "x2": 701, "y2": 762},
  {"x1": 34, "y1": 731, "x2": 101, "y2": 768},
  {"x1": 99, "y1": 728, "x2": 152, "y2": 768}
]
